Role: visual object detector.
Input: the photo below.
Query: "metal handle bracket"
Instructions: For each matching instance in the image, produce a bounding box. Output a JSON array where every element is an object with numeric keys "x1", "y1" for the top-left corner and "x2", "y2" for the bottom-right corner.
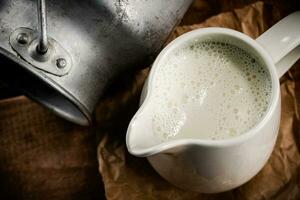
[
  {"x1": 8, "y1": 0, "x2": 72, "y2": 76},
  {"x1": 9, "y1": 28, "x2": 72, "y2": 76}
]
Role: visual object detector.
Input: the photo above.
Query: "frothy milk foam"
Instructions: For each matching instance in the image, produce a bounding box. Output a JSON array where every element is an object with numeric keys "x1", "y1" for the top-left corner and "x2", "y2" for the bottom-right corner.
[{"x1": 151, "y1": 40, "x2": 272, "y2": 140}]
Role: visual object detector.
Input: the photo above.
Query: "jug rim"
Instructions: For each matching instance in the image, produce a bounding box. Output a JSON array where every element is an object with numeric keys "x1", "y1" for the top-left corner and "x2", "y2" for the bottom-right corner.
[{"x1": 126, "y1": 27, "x2": 280, "y2": 157}]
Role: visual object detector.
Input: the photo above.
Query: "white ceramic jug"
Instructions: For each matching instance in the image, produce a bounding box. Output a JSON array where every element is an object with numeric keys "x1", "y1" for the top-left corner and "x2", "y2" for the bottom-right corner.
[{"x1": 126, "y1": 12, "x2": 300, "y2": 193}]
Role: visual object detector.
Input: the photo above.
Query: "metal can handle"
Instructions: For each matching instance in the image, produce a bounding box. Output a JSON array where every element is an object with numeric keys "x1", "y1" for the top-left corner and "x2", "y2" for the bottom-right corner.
[{"x1": 37, "y1": 0, "x2": 48, "y2": 54}]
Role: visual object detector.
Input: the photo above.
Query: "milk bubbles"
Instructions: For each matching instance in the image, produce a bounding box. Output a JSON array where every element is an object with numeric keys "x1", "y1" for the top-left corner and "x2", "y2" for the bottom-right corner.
[{"x1": 151, "y1": 40, "x2": 272, "y2": 141}]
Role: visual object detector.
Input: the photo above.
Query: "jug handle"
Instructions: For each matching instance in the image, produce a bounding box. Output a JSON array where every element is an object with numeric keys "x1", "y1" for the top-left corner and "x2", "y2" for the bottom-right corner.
[{"x1": 256, "y1": 12, "x2": 300, "y2": 78}]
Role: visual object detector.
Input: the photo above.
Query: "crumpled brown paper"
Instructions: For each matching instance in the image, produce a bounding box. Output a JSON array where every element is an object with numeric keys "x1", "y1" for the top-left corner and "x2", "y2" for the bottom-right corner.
[
  {"x1": 1, "y1": 0, "x2": 300, "y2": 199},
  {"x1": 96, "y1": 1, "x2": 300, "y2": 200}
]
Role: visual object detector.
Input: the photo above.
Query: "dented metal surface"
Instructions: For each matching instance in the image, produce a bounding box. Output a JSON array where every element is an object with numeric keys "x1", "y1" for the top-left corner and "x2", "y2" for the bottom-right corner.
[{"x1": 0, "y1": 0, "x2": 193, "y2": 125}]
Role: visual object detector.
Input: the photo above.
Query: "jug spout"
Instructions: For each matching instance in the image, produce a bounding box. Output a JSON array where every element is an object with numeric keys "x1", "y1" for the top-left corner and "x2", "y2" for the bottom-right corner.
[{"x1": 126, "y1": 105, "x2": 166, "y2": 157}]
